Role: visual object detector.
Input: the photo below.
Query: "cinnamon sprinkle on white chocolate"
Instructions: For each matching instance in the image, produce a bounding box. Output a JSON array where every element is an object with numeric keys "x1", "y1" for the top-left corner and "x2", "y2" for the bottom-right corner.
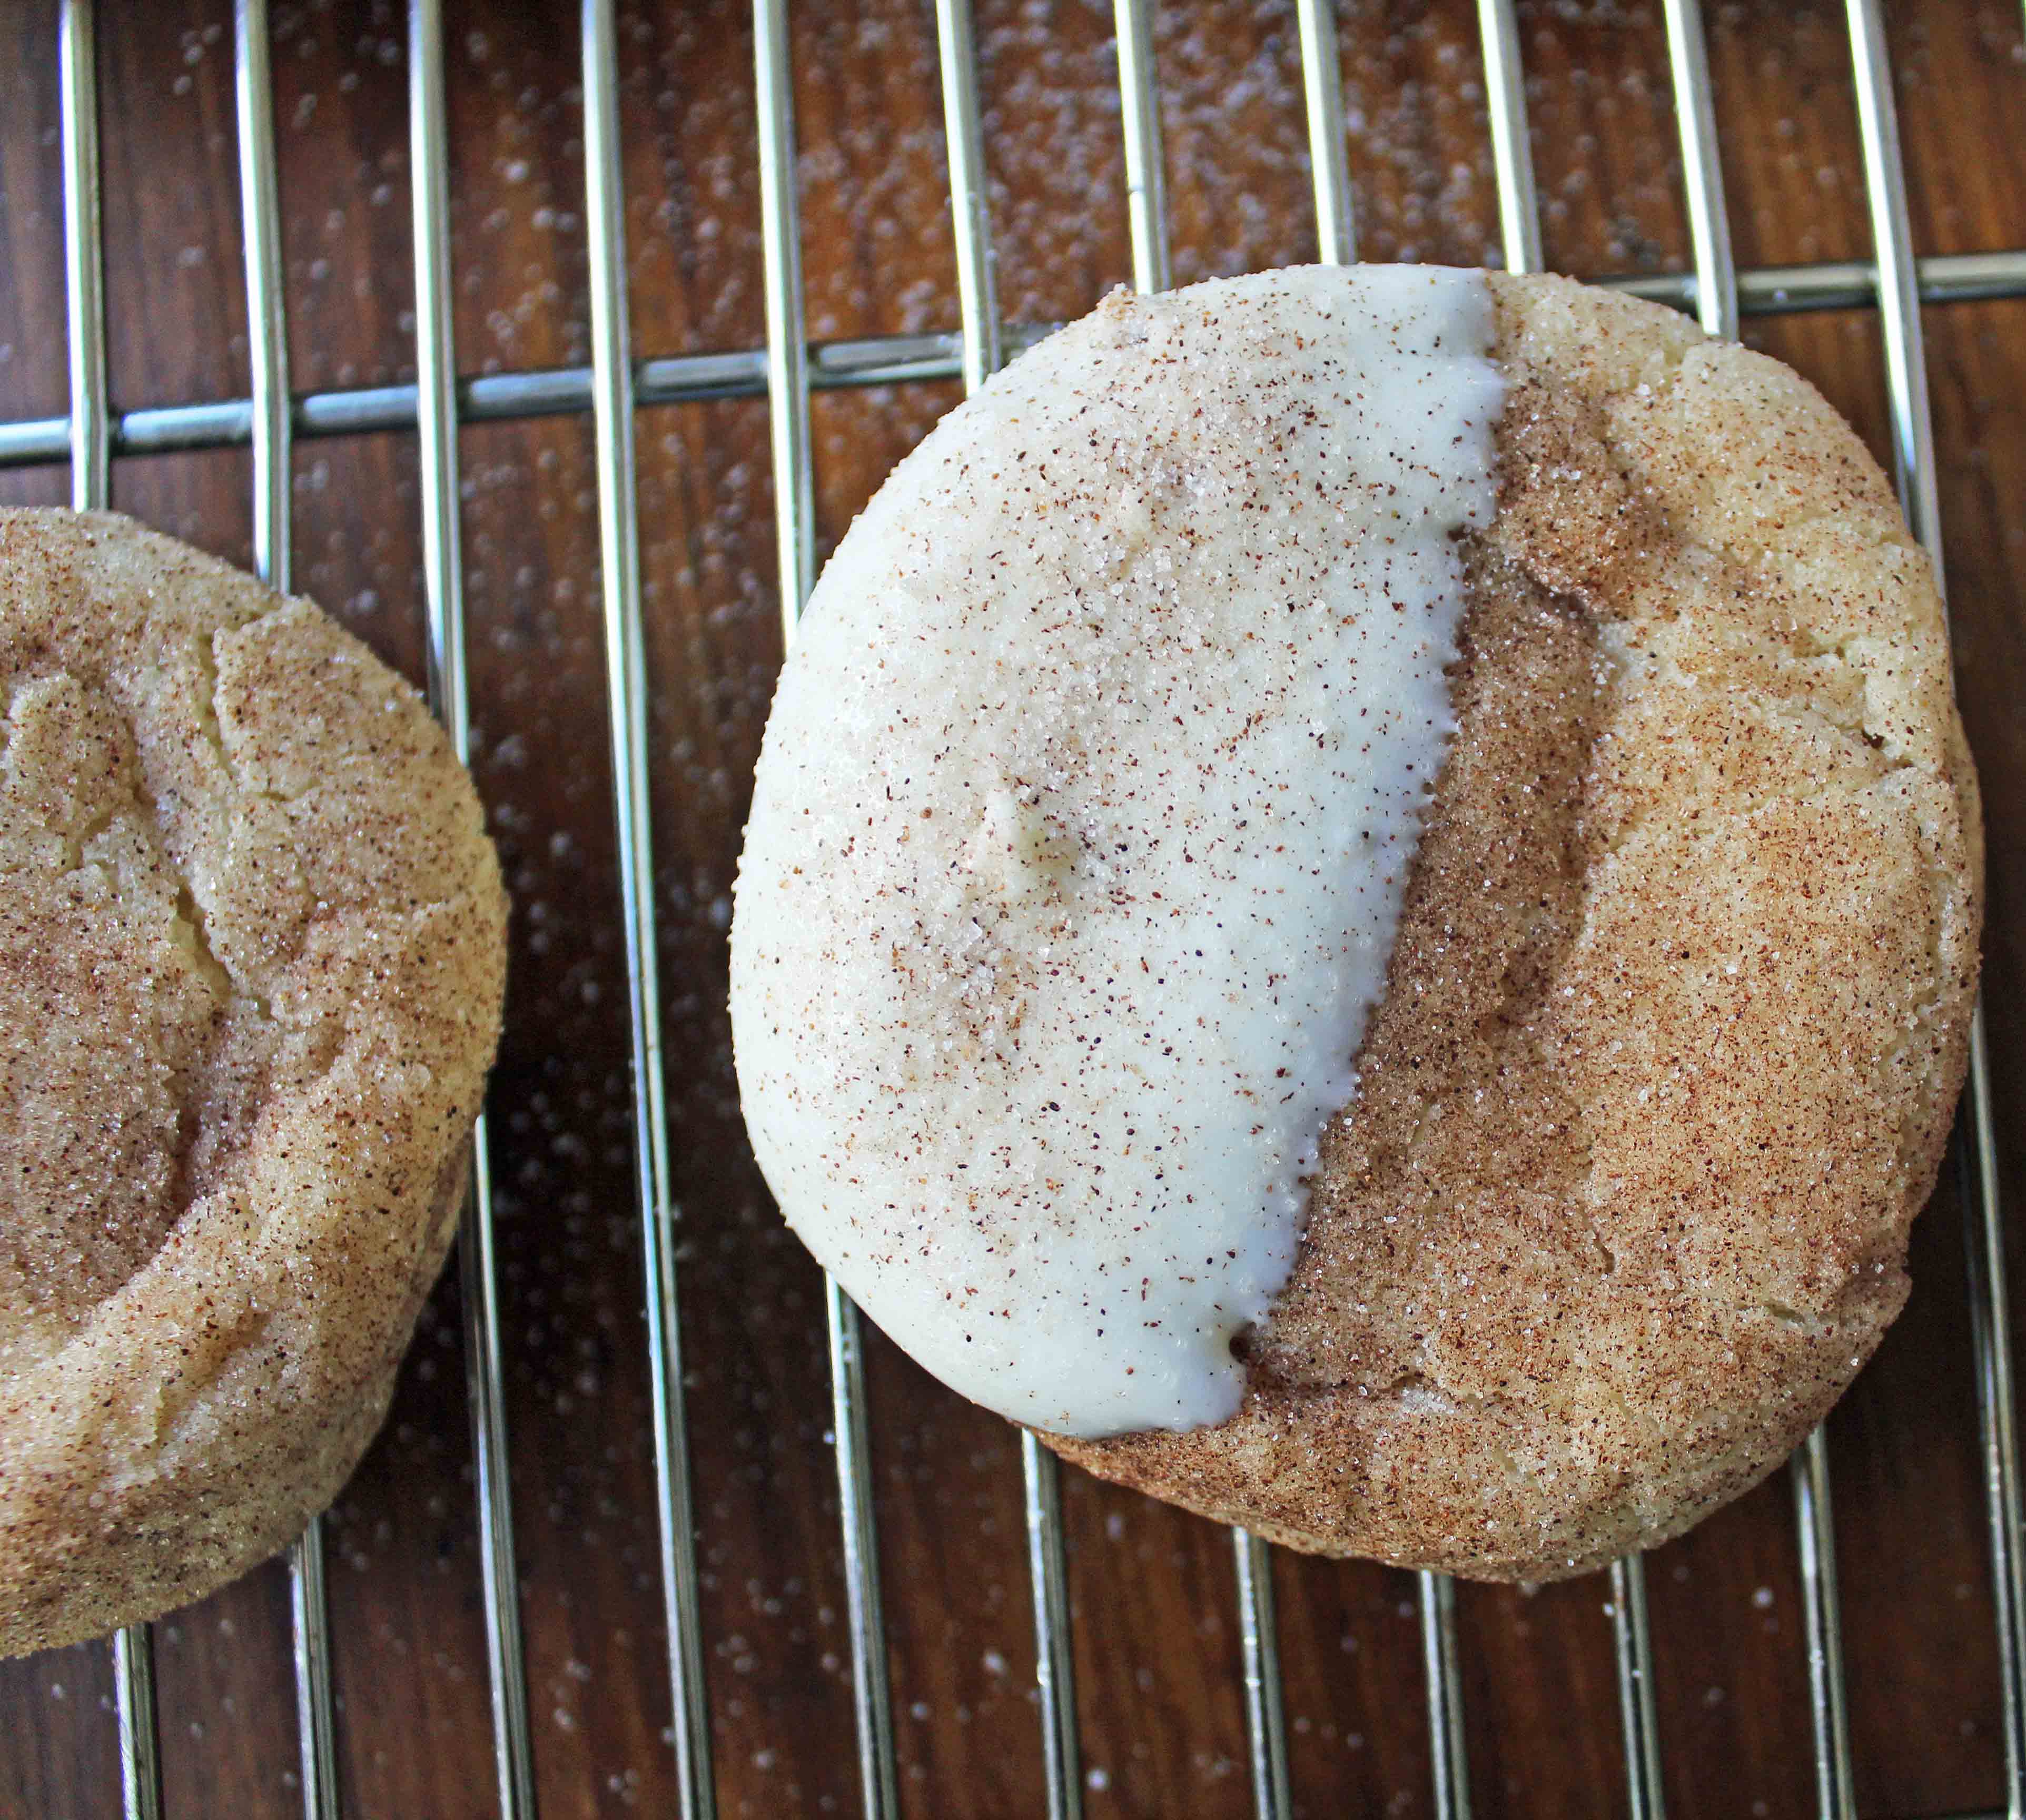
[{"x1": 731, "y1": 265, "x2": 1503, "y2": 1438}]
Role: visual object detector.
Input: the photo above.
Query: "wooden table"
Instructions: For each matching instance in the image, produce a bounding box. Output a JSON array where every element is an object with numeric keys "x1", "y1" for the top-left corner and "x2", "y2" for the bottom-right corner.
[{"x1": 3, "y1": 1, "x2": 2024, "y2": 1814}]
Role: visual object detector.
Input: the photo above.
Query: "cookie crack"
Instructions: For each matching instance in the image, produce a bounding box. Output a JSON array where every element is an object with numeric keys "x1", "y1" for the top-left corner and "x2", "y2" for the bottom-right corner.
[
  {"x1": 167, "y1": 881, "x2": 234, "y2": 1005},
  {"x1": 191, "y1": 628, "x2": 231, "y2": 773},
  {"x1": 199, "y1": 612, "x2": 329, "y2": 812}
]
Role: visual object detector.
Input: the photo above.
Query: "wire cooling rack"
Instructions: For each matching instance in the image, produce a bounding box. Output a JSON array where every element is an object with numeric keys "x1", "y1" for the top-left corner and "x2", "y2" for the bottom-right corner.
[{"x1": 4, "y1": 1, "x2": 2025, "y2": 1816}]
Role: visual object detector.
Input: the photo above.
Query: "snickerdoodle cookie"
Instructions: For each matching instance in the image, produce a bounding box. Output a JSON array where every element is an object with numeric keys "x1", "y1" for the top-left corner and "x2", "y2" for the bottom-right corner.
[
  {"x1": 732, "y1": 268, "x2": 1980, "y2": 1579},
  {"x1": 0, "y1": 509, "x2": 506, "y2": 1652}
]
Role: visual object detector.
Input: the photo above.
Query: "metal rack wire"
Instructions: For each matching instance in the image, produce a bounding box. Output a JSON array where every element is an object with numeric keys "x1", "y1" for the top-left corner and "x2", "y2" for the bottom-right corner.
[{"x1": 11, "y1": 0, "x2": 2026, "y2": 1815}]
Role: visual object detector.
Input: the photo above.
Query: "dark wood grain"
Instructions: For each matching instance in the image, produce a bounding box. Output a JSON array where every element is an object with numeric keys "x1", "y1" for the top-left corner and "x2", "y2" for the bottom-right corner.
[{"x1": 2, "y1": 2, "x2": 2024, "y2": 1816}]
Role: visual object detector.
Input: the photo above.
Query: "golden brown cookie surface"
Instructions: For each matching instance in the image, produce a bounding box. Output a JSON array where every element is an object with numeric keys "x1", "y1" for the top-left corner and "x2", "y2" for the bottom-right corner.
[
  {"x1": 0, "y1": 509, "x2": 507, "y2": 1653},
  {"x1": 1046, "y1": 274, "x2": 1982, "y2": 1579}
]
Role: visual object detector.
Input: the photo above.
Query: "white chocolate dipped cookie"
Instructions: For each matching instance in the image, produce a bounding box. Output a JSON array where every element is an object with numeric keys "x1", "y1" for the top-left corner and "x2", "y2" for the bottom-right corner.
[{"x1": 731, "y1": 268, "x2": 1980, "y2": 1580}]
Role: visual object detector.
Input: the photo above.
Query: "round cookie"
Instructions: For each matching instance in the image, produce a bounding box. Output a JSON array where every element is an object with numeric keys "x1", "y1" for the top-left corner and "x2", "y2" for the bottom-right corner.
[
  {"x1": 0, "y1": 509, "x2": 507, "y2": 1654},
  {"x1": 1045, "y1": 273, "x2": 1981, "y2": 1577}
]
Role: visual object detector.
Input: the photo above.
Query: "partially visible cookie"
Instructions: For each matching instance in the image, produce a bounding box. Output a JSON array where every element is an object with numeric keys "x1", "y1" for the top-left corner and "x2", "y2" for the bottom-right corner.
[{"x1": 0, "y1": 509, "x2": 507, "y2": 1654}]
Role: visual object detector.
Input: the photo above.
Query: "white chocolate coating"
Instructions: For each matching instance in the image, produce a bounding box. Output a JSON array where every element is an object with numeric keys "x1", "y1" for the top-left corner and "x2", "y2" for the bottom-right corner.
[{"x1": 730, "y1": 265, "x2": 1503, "y2": 1437}]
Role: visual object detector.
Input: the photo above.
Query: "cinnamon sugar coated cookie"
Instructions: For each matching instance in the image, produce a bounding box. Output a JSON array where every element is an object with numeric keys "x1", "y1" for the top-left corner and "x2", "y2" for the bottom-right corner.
[
  {"x1": 0, "y1": 510, "x2": 507, "y2": 1653},
  {"x1": 730, "y1": 269, "x2": 1980, "y2": 1580}
]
